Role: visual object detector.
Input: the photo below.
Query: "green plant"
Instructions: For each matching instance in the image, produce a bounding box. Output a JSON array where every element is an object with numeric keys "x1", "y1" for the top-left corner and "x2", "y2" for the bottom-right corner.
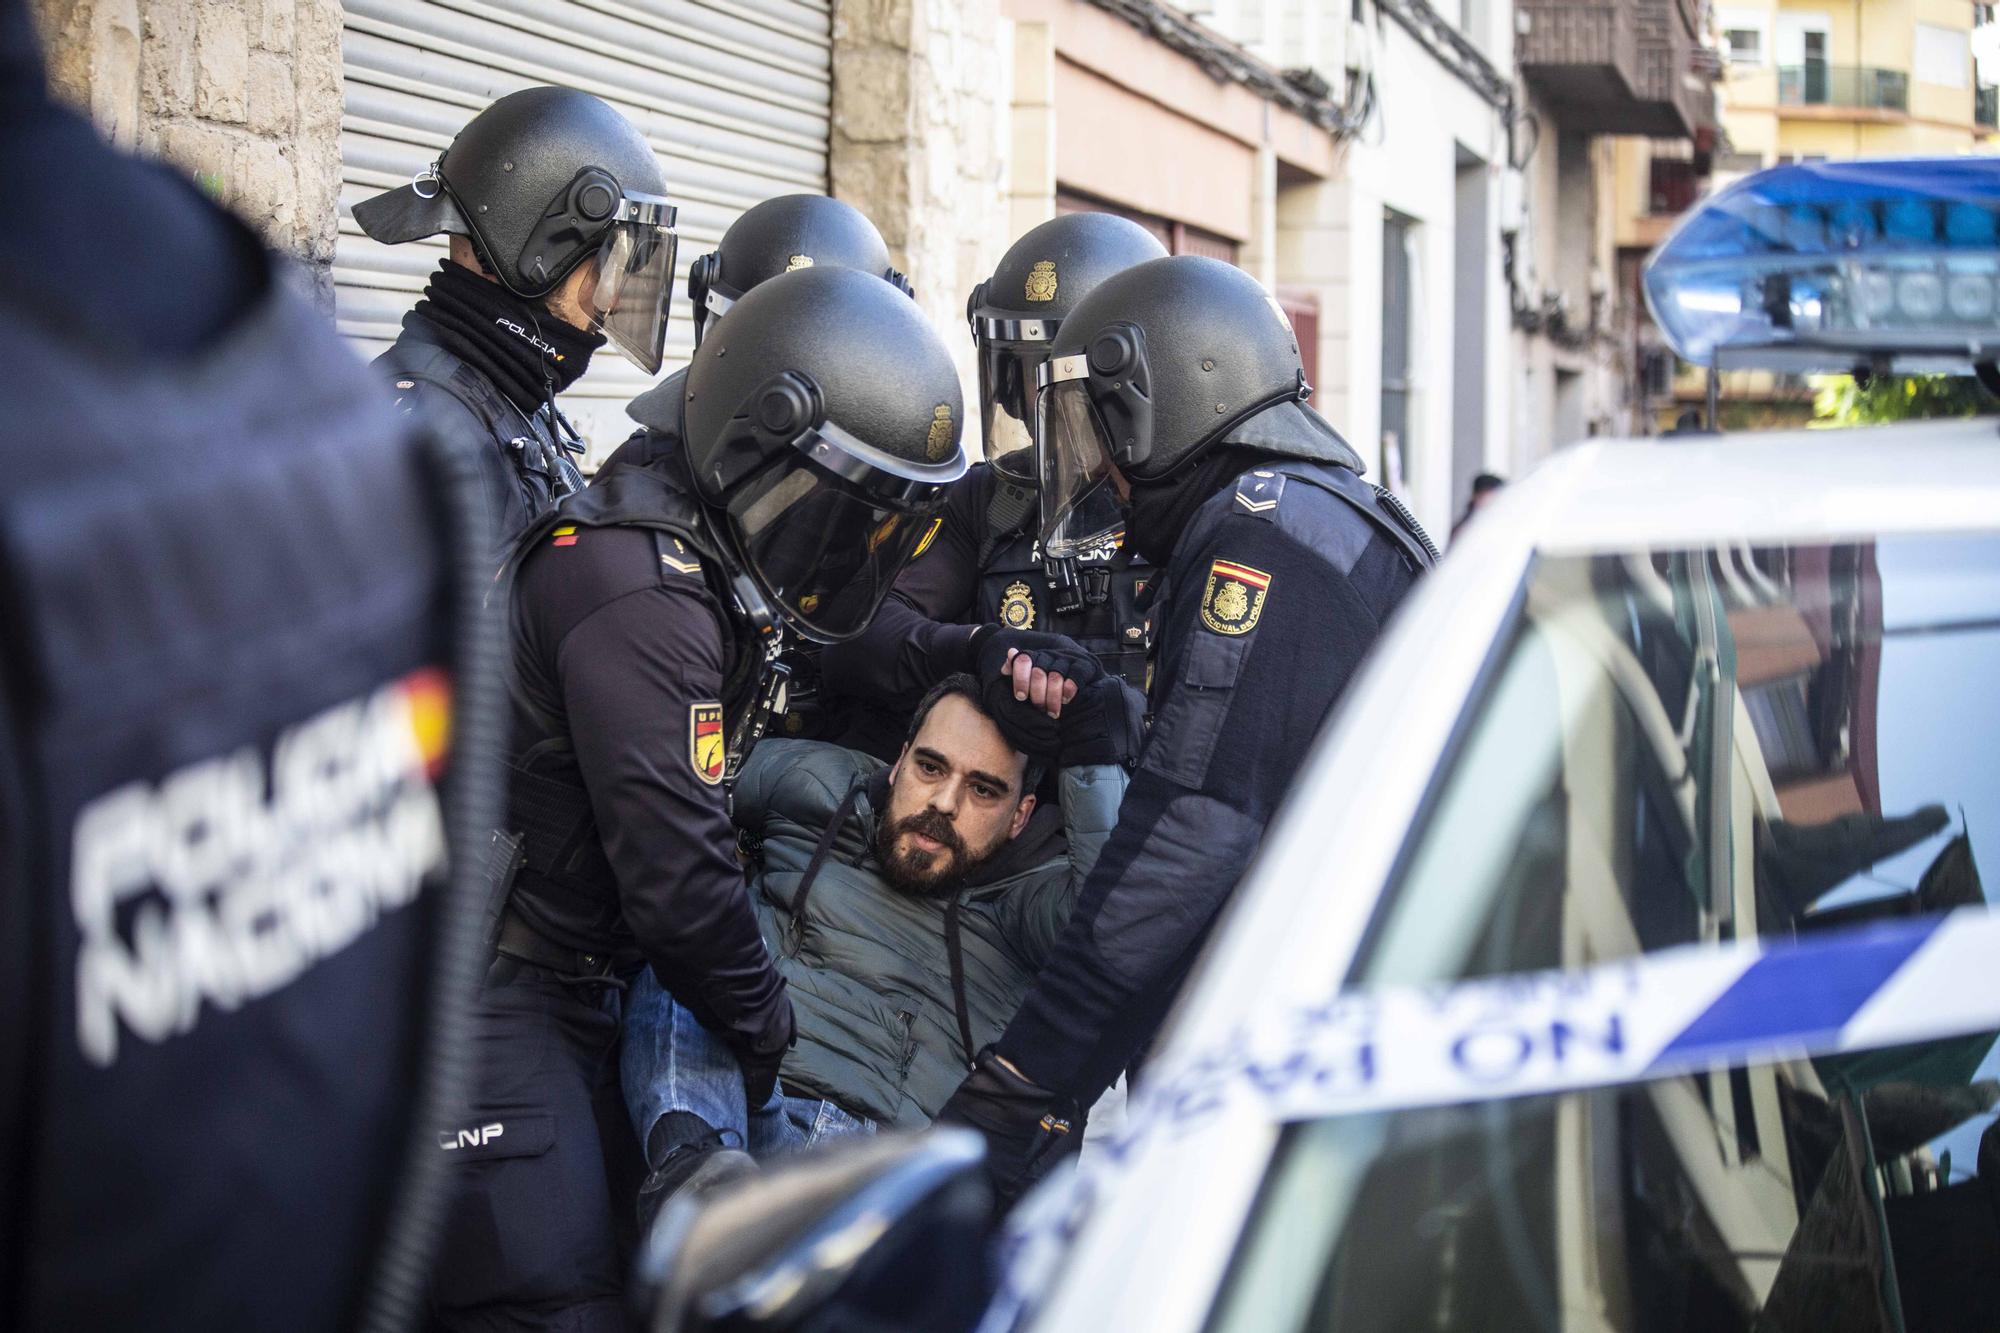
[{"x1": 1810, "y1": 373, "x2": 1994, "y2": 425}]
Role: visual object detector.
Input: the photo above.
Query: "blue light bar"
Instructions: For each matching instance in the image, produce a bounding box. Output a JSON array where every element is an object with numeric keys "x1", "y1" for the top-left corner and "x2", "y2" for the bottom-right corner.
[{"x1": 1645, "y1": 158, "x2": 2000, "y2": 371}]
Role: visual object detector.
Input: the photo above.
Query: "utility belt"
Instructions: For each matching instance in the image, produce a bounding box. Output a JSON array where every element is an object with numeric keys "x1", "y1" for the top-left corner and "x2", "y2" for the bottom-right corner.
[
  {"x1": 491, "y1": 907, "x2": 620, "y2": 981},
  {"x1": 478, "y1": 756, "x2": 622, "y2": 971}
]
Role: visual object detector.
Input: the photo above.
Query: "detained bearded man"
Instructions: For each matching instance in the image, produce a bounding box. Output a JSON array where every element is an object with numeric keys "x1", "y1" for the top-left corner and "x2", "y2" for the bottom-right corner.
[{"x1": 619, "y1": 668, "x2": 1141, "y2": 1213}]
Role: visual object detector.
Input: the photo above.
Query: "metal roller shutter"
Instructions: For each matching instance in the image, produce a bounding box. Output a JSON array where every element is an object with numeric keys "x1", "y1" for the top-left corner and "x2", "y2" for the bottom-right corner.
[{"x1": 335, "y1": 0, "x2": 832, "y2": 463}]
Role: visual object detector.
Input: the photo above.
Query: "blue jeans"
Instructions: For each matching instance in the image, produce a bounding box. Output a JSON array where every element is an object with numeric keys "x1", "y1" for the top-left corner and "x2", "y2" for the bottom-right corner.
[{"x1": 620, "y1": 968, "x2": 870, "y2": 1162}]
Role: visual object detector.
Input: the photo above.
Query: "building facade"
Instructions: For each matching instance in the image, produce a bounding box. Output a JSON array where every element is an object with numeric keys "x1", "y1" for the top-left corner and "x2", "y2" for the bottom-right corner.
[
  {"x1": 35, "y1": 0, "x2": 1723, "y2": 512},
  {"x1": 1515, "y1": 0, "x2": 1718, "y2": 455},
  {"x1": 1180, "y1": 0, "x2": 1717, "y2": 529},
  {"x1": 32, "y1": 0, "x2": 1339, "y2": 474},
  {"x1": 1172, "y1": 0, "x2": 1518, "y2": 534},
  {"x1": 1717, "y1": 0, "x2": 1994, "y2": 165}
]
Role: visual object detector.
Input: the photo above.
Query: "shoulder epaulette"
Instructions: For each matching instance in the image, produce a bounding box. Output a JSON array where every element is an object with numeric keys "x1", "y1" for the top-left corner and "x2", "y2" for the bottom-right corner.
[{"x1": 1233, "y1": 468, "x2": 1285, "y2": 519}]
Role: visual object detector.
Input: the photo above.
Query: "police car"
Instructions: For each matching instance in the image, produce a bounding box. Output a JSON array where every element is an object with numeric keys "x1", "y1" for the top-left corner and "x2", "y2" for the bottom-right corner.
[{"x1": 640, "y1": 160, "x2": 2000, "y2": 1333}]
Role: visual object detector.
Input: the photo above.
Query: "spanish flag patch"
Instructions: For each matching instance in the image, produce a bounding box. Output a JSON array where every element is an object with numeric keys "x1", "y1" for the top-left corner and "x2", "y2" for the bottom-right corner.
[
  {"x1": 552, "y1": 525, "x2": 579, "y2": 548},
  {"x1": 1199, "y1": 559, "x2": 1271, "y2": 636}
]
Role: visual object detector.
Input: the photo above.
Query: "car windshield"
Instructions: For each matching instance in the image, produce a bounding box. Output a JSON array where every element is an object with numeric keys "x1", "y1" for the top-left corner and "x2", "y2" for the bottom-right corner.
[{"x1": 1207, "y1": 534, "x2": 2000, "y2": 1333}]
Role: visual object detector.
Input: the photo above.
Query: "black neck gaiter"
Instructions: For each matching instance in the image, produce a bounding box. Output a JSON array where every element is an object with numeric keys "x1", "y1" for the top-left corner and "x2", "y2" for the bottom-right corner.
[
  {"x1": 1126, "y1": 446, "x2": 1274, "y2": 567},
  {"x1": 407, "y1": 261, "x2": 604, "y2": 415}
]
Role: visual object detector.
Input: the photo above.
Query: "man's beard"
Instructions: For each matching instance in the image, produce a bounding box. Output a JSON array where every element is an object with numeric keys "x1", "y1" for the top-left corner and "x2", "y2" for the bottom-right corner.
[{"x1": 876, "y1": 807, "x2": 1001, "y2": 898}]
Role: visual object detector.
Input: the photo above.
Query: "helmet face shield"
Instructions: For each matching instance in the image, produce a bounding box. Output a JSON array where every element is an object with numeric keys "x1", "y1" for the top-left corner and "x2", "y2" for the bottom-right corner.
[
  {"x1": 590, "y1": 193, "x2": 679, "y2": 375},
  {"x1": 977, "y1": 344, "x2": 1037, "y2": 482},
  {"x1": 972, "y1": 314, "x2": 1054, "y2": 483},
  {"x1": 1037, "y1": 364, "x2": 1125, "y2": 558},
  {"x1": 725, "y1": 424, "x2": 959, "y2": 642},
  {"x1": 712, "y1": 401, "x2": 965, "y2": 642}
]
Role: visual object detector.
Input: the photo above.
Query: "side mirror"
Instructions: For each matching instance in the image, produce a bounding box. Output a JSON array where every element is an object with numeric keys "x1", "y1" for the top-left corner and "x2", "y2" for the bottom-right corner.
[{"x1": 635, "y1": 1129, "x2": 996, "y2": 1333}]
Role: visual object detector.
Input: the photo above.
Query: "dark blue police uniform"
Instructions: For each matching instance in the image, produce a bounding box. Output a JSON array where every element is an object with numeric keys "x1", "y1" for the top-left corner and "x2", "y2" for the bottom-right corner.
[
  {"x1": 0, "y1": 34, "x2": 502, "y2": 1321},
  {"x1": 993, "y1": 459, "x2": 1433, "y2": 1104},
  {"x1": 427, "y1": 459, "x2": 793, "y2": 1331}
]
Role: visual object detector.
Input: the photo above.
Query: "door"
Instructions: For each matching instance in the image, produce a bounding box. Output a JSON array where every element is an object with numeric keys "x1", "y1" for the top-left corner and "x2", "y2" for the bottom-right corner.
[
  {"x1": 1804, "y1": 30, "x2": 1829, "y2": 102},
  {"x1": 1775, "y1": 13, "x2": 1831, "y2": 104}
]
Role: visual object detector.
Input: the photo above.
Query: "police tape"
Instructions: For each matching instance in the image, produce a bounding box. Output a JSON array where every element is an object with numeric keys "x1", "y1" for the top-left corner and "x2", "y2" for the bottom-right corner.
[
  {"x1": 979, "y1": 907, "x2": 2000, "y2": 1333},
  {"x1": 1111, "y1": 906, "x2": 2000, "y2": 1136}
]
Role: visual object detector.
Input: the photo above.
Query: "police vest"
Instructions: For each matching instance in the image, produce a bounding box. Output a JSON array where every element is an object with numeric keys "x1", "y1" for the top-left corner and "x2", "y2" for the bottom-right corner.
[
  {"x1": 497, "y1": 457, "x2": 762, "y2": 945},
  {"x1": 975, "y1": 529, "x2": 1152, "y2": 695},
  {"x1": 0, "y1": 279, "x2": 502, "y2": 1330},
  {"x1": 376, "y1": 334, "x2": 584, "y2": 536}
]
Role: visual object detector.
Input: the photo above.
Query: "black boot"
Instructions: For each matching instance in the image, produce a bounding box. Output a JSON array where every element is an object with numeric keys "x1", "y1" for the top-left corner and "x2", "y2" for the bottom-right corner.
[{"x1": 635, "y1": 1112, "x2": 756, "y2": 1229}]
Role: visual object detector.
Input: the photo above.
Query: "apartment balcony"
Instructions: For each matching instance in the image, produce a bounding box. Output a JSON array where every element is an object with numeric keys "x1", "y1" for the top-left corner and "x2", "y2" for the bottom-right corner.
[
  {"x1": 1519, "y1": 0, "x2": 1716, "y2": 138},
  {"x1": 1777, "y1": 64, "x2": 1909, "y2": 114}
]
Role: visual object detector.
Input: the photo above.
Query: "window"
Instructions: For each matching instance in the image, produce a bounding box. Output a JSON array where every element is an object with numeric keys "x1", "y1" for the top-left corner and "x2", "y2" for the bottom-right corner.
[
  {"x1": 1212, "y1": 1060, "x2": 2000, "y2": 1333},
  {"x1": 1719, "y1": 7, "x2": 1771, "y2": 65},
  {"x1": 1648, "y1": 158, "x2": 1700, "y2": 215},
  {"x1": 1205, "y1": 535, "x2": 2000, "y2": 1333},
  {"x1": 1718, "y1": 150, "x2": 1765, "y2": 175},
  {"x1": 1916, "y1": 23, "x2": 1971, "y2": 89}
]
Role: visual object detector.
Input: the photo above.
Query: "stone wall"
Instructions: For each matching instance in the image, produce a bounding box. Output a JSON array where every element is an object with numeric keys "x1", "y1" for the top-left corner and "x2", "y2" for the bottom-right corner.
[
  {"x1": 31, "y1": 0, "x2": 345, "y2": 305},
  {"x1": 831, "y1": 0, "x2": 1011, "y2": 450}
]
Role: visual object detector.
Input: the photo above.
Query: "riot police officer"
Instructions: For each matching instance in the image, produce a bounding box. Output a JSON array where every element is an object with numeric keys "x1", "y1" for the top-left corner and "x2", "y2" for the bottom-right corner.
[
  {"x1": 353, "y1": 86, "x2": 682, "y2": 546},
  {"x1": 938, "y1": 255, "x2": 1439, "y2": 1197},
  {"x1": 432, "y1": 266, "x2": 967, "y2": 1328},
  {"x1": 804, "y1": 211, "x2": 1168, "y2": 752},
  {"x1": 816, "y1": 212, "x2": 1168, "y2": 758},
  {"x1": 599, "y1": 191, "x2": 912, "y2": 474},
  {"x1": 1, "y1": 1, "x2": 502, "y2": 1326}
]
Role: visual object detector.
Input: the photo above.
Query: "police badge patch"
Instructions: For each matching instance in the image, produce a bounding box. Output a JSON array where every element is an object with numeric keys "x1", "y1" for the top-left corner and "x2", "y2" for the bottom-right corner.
[
  {"x1": 690, "y1": 703, "x2": 726, "y2": 786},
  {"x1": 1200, "y1": 560, "x2": 1271, "y2": 635},
  {"x1": 1000, "y1": 580, "x2": 1036, "y2": 629},
  {"x1": 1025, "y1": 260, "x2": 1058, "y2": 303}
]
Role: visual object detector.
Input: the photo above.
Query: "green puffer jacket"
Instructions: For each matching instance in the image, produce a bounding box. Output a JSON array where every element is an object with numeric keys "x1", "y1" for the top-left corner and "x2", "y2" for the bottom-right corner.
[{"x1": 735, "y1": 739, "x2": 1126, "y2": 1130}]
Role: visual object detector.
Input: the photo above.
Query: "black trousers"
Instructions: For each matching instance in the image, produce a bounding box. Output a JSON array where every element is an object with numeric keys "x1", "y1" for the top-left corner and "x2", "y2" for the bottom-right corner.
[{"x1": 429, "y1": 960, "x2": 642, "y2": 1332}]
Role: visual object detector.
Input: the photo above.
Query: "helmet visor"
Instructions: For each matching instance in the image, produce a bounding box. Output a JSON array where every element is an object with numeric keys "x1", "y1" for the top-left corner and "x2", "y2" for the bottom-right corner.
[
  {"x1": 726, "y1": 454, "x2": 952, "y2": 643},
  {"x1": 591, "y1": 193, "x2": 680, "y2": 376},
  {"x1": 1036, "y1": 371, "x2": 1124, "y2": 558},
  {"x1": 975, "y1": 339, "x2": 1044, "y2": 483}
]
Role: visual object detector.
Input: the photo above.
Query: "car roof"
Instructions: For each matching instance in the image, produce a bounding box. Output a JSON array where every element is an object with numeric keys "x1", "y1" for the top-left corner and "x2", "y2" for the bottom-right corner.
[{"x1": 1516, "y1": 417, "x2": 2000, "y2": 555}]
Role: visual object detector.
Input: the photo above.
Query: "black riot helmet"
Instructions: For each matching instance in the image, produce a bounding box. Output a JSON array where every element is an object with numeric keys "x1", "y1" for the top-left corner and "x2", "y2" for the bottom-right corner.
[
  {"x1": 687, "y1": 194, "x2": 912, "y2": 347},
  {"x1": 351, "y1": 86, "x2": 680, "y2": 374},
  {"x1": 967, "y1": 213, "x2": 1166, "y2": 485},
  {"x1": 682, "y1": 266, "x2": 967, "y2": 643},
  {"x1": 1038, "y1": 254, "x2": 1355, "y2": 556}
]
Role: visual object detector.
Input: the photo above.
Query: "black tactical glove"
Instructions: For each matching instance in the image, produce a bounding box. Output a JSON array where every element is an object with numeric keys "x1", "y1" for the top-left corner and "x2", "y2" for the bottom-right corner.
[
  {"x1": 1052, "y1": 675, "x2": 1146, "y2": 768},
  {"x1": 969, "y1": 626, "x2": 1100, "y2": 690},
  {"x1": 733, "y1": 995, "x2": 796, "y2": 1109},
  {"x1": 981, "y1": 671, "x2": 1145, "y2": 770},
  {"x1": 937, "y1": 1047, "x2": 1081, "y2": 1205}
]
